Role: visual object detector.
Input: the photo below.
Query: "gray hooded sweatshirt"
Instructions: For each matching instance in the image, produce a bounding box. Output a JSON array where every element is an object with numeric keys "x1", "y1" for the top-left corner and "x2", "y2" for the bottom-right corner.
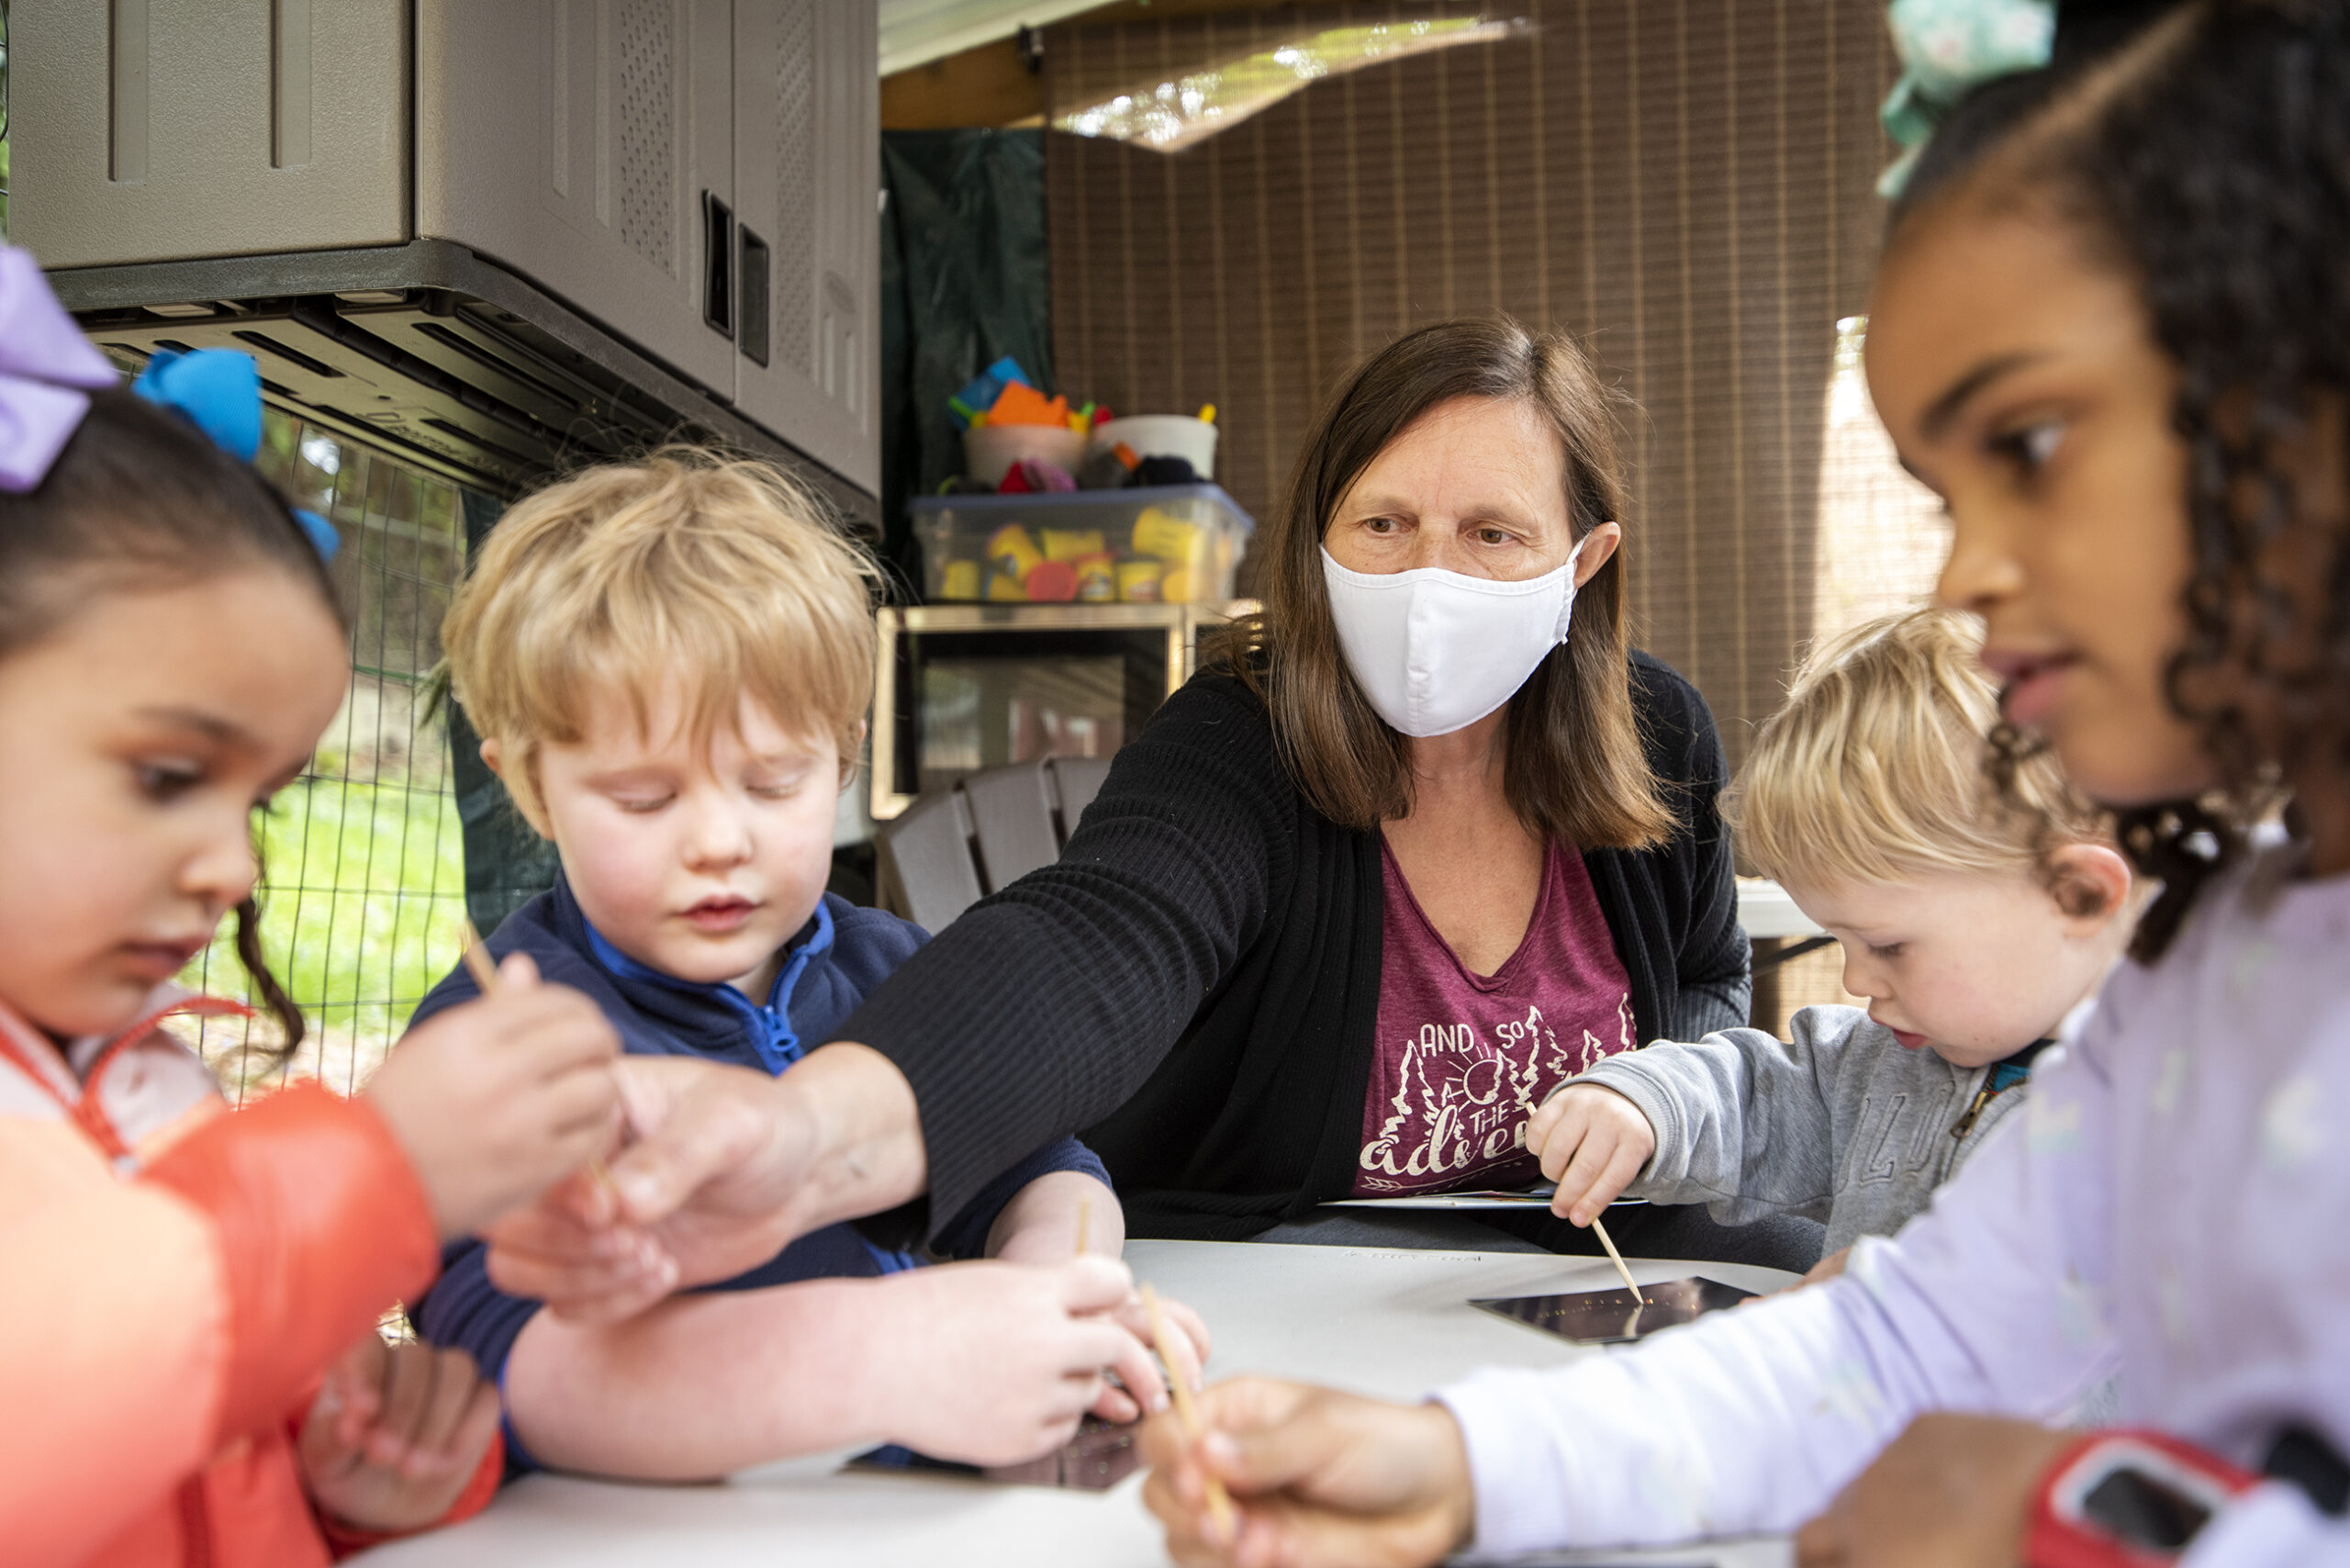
[{"x1": 1574, "y1": 1004, "x2": 2042, "y2": 1255}]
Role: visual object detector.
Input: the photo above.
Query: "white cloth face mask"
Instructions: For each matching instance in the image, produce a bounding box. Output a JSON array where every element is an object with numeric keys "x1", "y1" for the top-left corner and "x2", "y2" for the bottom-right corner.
[{"x1": 1321, "y1": 539, "x2": 1588, "y2": 738}]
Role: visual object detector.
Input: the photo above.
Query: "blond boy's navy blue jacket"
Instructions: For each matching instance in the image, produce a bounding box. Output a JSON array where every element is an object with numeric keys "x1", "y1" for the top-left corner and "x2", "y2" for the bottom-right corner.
[{"x1": 408, "y1": 873, "x2": 1107, "y2": 1472}]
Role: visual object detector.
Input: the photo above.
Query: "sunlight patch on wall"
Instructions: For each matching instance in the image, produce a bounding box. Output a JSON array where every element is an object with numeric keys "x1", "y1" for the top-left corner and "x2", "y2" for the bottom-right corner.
[{"x1": 1054, "y1": 17, "x2": 1529, "y2": 152}]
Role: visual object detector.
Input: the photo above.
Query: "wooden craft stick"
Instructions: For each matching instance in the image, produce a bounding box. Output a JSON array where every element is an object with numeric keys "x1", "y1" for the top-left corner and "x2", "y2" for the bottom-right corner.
[
  {"x1": 1589, "y1": 1215, "x2": 1646, "y2": 1304},
  {"x1": 1142, "y1": 1282, "x2": 1234, "y2": 1540},
  {"x1": 459, "y1": 920, "x2": 503, "y2": 996},
  {"x1": 462, "y1": 918, "x2": 615, "y2": 1193},
  {"x1": 1074, "y1": 1192, "x2": 1093, "y2": 1256}
]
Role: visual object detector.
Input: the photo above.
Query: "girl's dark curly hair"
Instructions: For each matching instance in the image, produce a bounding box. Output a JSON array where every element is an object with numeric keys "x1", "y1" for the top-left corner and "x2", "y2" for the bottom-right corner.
[
  {"x1": 0, "y1": 387, "x2": 346, "y2": 1055},
  {"x1": 1889, "y1": 0, "x2": 2350, "y2": 962}
]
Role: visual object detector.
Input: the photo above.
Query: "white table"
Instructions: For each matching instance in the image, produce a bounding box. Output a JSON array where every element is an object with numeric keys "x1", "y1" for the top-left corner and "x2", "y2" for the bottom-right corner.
[{"x1": 355, "y1": 1240, "x2": 1796, "y2": 1568}]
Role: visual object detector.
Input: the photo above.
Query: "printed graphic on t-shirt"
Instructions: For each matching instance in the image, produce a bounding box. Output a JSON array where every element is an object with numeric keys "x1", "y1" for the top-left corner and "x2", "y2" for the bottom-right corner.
[{"x1": 1357, "y1": 993, "x2": 1633, "y2": 1193}]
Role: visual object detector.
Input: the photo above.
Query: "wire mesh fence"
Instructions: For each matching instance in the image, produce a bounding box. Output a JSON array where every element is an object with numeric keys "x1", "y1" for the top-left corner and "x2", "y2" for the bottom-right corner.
[{"x1": 162, "y1": 414, "x2": 472, "y2": 1103}]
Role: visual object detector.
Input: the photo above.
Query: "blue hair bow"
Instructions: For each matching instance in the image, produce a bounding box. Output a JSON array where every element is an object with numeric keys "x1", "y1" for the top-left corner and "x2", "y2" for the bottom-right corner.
[
  {"x1": 1879, "y1": 0, "x2": 2055, "y2": 196},
  {"x1": 0, "y1": 244, "x2": 337, "y2": 562},
  {"x1": 133, "y1": 349, "x2": 341, "y2": 562}
]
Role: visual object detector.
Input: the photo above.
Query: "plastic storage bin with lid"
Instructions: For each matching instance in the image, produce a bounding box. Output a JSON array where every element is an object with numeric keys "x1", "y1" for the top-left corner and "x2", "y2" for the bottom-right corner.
[{"x1": 912, "y1": 484, "x2": 1256, "y2": 604}]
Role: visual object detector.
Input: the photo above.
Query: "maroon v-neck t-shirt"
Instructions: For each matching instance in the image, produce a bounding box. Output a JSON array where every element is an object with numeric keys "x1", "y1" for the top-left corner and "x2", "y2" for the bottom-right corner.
[{"x1": 1353, "y1": 834, "x2": 1637, "y2": 1195}]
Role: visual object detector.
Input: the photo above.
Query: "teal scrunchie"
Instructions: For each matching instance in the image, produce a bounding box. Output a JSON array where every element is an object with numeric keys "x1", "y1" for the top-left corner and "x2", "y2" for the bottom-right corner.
[
  {"x1": 1879, "y1": 0, "x2": 2055, "y2": 196},
  {"x1": 132, "y1": 347, "x2": 340, "y2": 562}
]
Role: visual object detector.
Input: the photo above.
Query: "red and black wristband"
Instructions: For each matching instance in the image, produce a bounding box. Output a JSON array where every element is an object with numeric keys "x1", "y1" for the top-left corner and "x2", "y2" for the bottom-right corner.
[{"x1": 2026, "y1": 1429, "x2": 2260, "y2": 1567}]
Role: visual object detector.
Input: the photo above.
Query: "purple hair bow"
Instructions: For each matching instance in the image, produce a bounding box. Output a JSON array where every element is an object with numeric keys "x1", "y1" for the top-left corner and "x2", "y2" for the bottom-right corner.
[
  {"x1": 0, "y1": 247, "x2": 121, "y2": 493},
  {"x1": 0, "y1": 246, "x2": 339, "y2": 560}
]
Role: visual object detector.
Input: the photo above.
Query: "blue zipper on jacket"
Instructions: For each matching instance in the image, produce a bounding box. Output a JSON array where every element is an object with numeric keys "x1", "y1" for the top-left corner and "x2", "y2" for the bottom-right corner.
[
  {"x1": 583, "y1": 902, "x2": 836, "y2": 1073},
  {"x1": 580, "y1": 902, "x2": 914, "y2": 1273}
]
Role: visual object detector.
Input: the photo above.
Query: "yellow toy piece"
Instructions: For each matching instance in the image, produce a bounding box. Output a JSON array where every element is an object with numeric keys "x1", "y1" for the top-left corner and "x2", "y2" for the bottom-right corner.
[
  {"x1": 1073, "y1": 552, "x2": 1119, "y2": 602},
  {"x1": 987, "y1": 523, "x2": 1044, "y2": 580},
  {"x1": 1115, "y1": 558, "x2": 1164, "y2": 602},
  {"x1": 1130, "y1": 507, "x2": 1203, "y2": 566},
  {"x1": 938, "y1": 559, "x2": 982, "y2": 600},
  {"x1": 1040, "y1": 527, "x2": 1108, "y2": 562}
]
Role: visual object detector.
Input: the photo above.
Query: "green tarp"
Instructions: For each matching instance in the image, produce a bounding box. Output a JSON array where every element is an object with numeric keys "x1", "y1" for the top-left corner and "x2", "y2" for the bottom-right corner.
[{"x1": 879, "y1": 129, "x2": 1053, "y2": 596}]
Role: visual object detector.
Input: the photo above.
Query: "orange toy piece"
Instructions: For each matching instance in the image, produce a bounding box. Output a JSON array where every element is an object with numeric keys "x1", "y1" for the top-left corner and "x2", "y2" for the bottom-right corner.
[
  {"x1": 1023, "y1": 560, "x2": 1080, "y2": 602},
  {"x1": 985, "y1": 382, "x2": 1072, "y2": 429}
]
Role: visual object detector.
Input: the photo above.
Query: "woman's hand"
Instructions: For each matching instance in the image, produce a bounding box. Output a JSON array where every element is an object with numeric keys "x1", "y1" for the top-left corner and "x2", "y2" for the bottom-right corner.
[
  {"x1": 297, "y1": 1335, "x2": 501, "y2": 1536},
  {"x1": 366, "y1": 952, "x2": 621, "y2": 1239},
  {"x1": 484, "y1": 1045, "x2": 926, "y2": 1325},
  {"x1": 486, "y1": 1055, "x2": 810, "y2": 1320},
  {"x1": 1525, "y1": 1083, "x2": 1657, "y2": 1225},
  {"x1": 1141, "y1": 1378, "x2": 1475, "y2": 1568},
  {"x1": 865, "y1": 1256, "x2": 1149, "y2": 1466},
  {"x1": 1794, "y1": 1413, "x2": 2073, "y2": 1567}
]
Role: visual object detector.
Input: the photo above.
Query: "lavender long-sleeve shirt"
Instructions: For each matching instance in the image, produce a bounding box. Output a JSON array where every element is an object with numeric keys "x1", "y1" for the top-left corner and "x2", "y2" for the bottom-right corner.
[{"x1": 1438, "y1": 853, "x2": 2350, "y2": 1563}]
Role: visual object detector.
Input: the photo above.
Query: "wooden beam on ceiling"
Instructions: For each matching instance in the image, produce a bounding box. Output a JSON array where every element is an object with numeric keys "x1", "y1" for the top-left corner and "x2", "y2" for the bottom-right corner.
[
  {"x1": 881, "y1": 36, "x2": 1043, "y2": 129},
  {"x1": 880, "y1": 2, "x2": 1371, "y2": 129},
  {"x1": 1069, "y1": 0, "x2": 1366, "y2": 22}
]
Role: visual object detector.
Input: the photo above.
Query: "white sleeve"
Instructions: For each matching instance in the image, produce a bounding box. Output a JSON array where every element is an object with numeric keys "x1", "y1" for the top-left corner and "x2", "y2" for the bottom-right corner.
[
  {"x1": 1435, "y1": 1032, "x2": 2123, "y2": 1552},
  {"x1": 2187, "y1": 1486, "x2": 2350, "y2": 1566}
]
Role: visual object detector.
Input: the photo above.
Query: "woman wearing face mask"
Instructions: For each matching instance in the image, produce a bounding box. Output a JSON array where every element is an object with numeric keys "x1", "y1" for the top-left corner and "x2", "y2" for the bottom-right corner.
[{"x1": 487, "y1": 320, "x2": 1811, "y2": 1320}]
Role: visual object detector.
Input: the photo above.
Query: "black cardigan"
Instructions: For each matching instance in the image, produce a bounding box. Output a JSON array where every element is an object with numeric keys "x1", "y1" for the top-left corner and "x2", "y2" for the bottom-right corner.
[{"x1": 835, "y1": 651, "x2": 1751, "y2": 1243}]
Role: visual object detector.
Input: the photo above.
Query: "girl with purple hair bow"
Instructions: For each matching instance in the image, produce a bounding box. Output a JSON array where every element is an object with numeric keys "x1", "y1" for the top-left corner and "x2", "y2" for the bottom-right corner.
[{"x1": 0, "y1": 245, "x2": 625, "y2": 1567}]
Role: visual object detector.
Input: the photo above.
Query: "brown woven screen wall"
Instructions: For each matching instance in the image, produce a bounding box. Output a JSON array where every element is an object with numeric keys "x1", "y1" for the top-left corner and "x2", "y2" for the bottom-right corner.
[{"x1": 1043, "y1": 1, "x2": 1897, "y2": 769}]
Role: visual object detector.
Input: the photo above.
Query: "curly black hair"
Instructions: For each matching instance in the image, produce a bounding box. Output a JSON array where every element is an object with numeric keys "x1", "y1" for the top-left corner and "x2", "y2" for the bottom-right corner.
[{"x1": 1887, "y1": 0, "x2": 2350, "y2": 962}]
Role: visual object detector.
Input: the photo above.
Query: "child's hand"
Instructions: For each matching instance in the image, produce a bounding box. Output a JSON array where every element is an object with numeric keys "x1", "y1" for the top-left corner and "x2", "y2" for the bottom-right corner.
[
  {"x1": 1091, "y1": 1288, "x2": 1214, "y2": 1424},
  {"x1": 1525, "y1": 1083, "x2": 1657, "y2": 1226},
  {"x1": 868, "y1": 1255, "x2": 1150, "y2": 1466},
  {"x1": 367, "y1": 952, "x2": 622, "y2": 1239},
  {"x1": 975, "y1": 1172, "x2": 1212, "y2": 1424},
  {"x1": 297, "y1": 1334, "x2": 502, "y2": 1537},
  {"x1": 1800, "y1": 1245, "x2": 1852, "y2": 1288},
  {"x1": 1794, "y1": 1413, "x2": 2073, "y2": 1568},
  {"x1": 1140, "y1": 1376, "x2": 1474, "y2": 1568}
]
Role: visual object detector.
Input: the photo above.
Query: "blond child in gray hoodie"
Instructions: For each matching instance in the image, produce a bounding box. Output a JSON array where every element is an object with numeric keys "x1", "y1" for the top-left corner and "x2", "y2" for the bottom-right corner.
[{"x1": 1529, "y1": 607, "x2": 2137, "y2": 1274}]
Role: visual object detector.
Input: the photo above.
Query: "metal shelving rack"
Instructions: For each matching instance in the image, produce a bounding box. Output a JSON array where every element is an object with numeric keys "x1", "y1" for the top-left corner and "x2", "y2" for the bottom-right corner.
[{"x1": 868, "y1": 599, "x2": 1256, "y2": 821}]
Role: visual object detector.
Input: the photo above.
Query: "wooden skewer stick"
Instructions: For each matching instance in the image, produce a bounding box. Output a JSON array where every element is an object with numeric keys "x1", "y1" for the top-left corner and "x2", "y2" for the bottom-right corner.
[
  {"x1": 462, "y1": 920, "x2": 615, "y2": 1193},
  {"x1": 458, "y1": 921, "x2": 503, "y2": 996},
  {"x1": 1589, "y1": 1214, "x2": 1646, "y2": 1305},
  {"x1": 1142, "y1": 1282, "x2": 1235, "y2": 1541},
  {"x1": 1074, "y1": 1192, "x2": 1093, "y2": 1256}
]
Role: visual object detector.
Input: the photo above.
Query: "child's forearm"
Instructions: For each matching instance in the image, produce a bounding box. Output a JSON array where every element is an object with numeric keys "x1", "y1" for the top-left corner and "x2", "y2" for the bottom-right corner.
[
  {"x1": 985, "y1": 1170, "x2": 1122, "y2": 1262},
  {"x1": 501, "y1": 1279, "x2": 913, "y2": 1480}
]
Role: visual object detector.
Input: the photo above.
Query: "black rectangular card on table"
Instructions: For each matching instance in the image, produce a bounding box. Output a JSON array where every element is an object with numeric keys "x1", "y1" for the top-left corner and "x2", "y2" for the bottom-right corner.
[
  {"x1": 1470, "y1": 1276, "x2": 1757, "y2": 1345},
  {"x1": 845, "y1": 1417, "x2": 1142, "y2": 1491}
]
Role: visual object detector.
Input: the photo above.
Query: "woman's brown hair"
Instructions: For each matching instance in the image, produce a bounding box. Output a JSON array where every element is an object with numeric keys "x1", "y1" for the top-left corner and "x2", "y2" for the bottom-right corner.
[{"x1": 1219, "y1": 318, "x2": 1674, "y2": 849}]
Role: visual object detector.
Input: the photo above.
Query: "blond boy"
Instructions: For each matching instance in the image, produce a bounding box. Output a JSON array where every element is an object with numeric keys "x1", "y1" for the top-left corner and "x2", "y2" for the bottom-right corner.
[
  {"x1": 408, "y1": 451, "x2": 1200, "y2": 1481},
  {"x1": 1528, "y1": 606, "x2": 2135, "y2": 1271}
]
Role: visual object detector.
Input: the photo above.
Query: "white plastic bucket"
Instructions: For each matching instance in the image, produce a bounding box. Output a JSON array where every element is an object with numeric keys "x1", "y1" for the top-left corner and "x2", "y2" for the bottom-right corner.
[
  {"x1": 1088, "y1": 415, "x2": 1218, "y2": 479},
  {"x1": 962, "y1": 422, "x2": 1087, "y2": 487}
]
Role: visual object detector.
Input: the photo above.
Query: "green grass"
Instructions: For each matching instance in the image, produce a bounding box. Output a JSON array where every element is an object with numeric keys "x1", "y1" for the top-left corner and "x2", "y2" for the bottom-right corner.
[{"x1": 177, "y1": 777, "x2": 467, "y2": 1090}]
